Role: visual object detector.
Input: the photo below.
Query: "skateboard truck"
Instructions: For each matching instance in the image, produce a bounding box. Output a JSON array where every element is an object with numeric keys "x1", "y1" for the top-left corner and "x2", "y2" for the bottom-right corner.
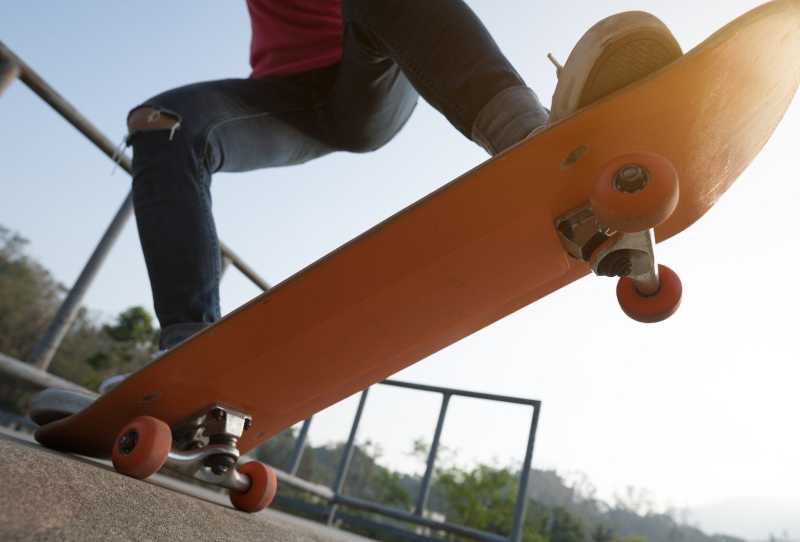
[
  {"x1": 555, "y1": 153, "x2": 683, "y2": 322},
  {"x1": 162, "y1": 405, "x2": 252, "y2": 492},
  {"x1": 111, "y1": 405, "x2": 278, "y2": 512}
]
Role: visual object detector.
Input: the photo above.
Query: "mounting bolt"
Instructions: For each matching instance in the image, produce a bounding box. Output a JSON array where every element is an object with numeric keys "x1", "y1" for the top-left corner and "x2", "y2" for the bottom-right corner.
[
  {"x1": 614, "y1": 165, "x2": 649, "y2": 193},
  {"x1": 118, "y1": 430, "x2": 138, "y2": 455},
  {"x1": 205, "y1": 454, "x2": 237, "y2": 475},
  {"x1": 597, "y1": 252, "x2": 633, "y2": 278}
]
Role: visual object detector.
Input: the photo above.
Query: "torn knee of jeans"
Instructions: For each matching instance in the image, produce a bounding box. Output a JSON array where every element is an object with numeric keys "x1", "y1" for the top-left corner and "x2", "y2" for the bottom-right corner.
[{"x1": 127, "y1": 106, "x2": 183, "y2": 143}]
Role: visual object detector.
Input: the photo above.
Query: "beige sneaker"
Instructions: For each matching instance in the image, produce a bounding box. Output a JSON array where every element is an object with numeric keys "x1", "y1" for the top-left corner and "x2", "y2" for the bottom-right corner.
[{"x1": 550, "y1": 11, "x2": 683, "y2": 123}]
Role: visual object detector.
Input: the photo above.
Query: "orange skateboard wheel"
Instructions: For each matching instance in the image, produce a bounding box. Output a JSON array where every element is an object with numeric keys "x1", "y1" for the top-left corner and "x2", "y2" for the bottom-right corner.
[
  {"x1": 230, "y1": 461, "x2": 278, "y2": 513},
  {"x1": 591, "y1": 152, "x2": 679, "y2": 233},
  {"x1": 111, "y1": 416, "x2": 172, "y2": 479},
  {"x1": 616, "y1": 264, "x2": 682, "y2": 323}
]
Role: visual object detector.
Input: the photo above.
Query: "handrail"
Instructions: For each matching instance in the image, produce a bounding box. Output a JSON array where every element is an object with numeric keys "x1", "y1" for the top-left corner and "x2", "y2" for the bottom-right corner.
[{"x1": 0, "y1": 353, "x2": 91, "y2": 393}]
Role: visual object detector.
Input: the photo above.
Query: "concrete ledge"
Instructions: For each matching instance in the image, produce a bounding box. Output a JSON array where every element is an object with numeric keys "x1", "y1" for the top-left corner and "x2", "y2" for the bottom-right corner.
[{"x1": 0, "y1": 429, "x2": 373, "y2": 542}]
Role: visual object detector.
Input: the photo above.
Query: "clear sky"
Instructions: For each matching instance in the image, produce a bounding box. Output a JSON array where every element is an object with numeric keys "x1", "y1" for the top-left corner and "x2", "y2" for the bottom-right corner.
[{"x1": 2, "y1": 1, "x2": 798, "y2": 539}]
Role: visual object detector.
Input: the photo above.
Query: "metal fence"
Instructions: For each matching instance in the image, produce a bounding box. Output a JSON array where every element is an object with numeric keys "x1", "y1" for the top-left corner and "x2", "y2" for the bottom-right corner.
[
  {"x1": 0, "y1": 41, "x2": 542, "y2": 542},
  {"x1": 282, "y1": 381, "x2": 542, "y2": 542}
]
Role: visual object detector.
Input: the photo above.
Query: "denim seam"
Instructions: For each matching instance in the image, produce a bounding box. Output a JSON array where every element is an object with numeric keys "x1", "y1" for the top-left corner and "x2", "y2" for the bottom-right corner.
[
  {"x1": 202, "y1": 111, "x2": 271, "y2": 171},
  {"x1": 200, "y1": 109, "x2": 316, "y2": 172}
]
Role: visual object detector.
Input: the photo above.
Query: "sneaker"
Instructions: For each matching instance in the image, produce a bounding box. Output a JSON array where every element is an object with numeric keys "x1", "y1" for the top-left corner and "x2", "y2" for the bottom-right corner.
[
  {"x1": 30, "y1": 349, "x2": 168, "y2": 426},
  {"x1": 549, "y1": 11, "x2": 683, "y2": 123},
  {"x1": 97, "y1": 372, "x2": 132, "y2": 394},
  {"x1": 472, "y1": 12, "x2": 682, "y2": 154},
  {"x1": 29, "y1": 387, "x2": 99, "y2": 426}
]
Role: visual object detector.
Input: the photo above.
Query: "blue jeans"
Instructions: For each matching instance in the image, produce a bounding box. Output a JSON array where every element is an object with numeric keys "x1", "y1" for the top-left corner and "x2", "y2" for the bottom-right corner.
[{"x1": 129, "y1": 0, "x2": 543, "y2": 349}]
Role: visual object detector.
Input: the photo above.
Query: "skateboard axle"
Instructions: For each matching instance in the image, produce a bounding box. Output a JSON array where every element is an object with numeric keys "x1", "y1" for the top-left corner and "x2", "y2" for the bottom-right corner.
[
  {"x1": 614, "y1": 165, "x2": 650, "y2": 193},
  {"x1": 165, "y1": 443, "x2": 251, "y2": 492},
  {"x1": 556, "y1": 204, "x2": 661, "y2": 296},
  {"x1": 162, "y1": 404, "x2": 254, "y2": 492},
  {"x1": 118, "y1": 430, "x2": 138, "y2": 455}
]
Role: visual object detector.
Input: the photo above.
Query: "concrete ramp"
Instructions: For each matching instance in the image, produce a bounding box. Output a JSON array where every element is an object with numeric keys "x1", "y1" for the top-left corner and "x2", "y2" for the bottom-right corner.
[{"x1": 0, "y1": 429, "x2": 372, "y2": 542}]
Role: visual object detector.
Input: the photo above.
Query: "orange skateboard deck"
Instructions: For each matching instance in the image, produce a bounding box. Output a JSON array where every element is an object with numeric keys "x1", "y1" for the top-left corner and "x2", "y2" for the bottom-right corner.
[{"x1": 35, "y1": 0, "x2": 800, "y2": 511}]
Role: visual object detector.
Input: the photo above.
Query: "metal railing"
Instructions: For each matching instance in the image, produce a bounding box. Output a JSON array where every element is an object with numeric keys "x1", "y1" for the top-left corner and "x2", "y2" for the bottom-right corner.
[
  {"x1": 277, "y1": 380, "x2": 542, "y2": 542},
  {"x1": 0, "y1": 41, "x2": 543, "y2": 542}
]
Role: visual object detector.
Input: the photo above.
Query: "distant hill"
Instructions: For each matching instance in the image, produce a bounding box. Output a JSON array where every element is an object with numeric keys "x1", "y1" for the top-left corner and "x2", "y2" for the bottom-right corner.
[
  {"x1": 690, "y1": 497, "x2": 800, "y2": 541},
  {"x1": 526, "y1": 470, "x2": 746, "y2": 542},
  {"x1": 256, "y1": 430, "x2": 749, "y2": 542}
]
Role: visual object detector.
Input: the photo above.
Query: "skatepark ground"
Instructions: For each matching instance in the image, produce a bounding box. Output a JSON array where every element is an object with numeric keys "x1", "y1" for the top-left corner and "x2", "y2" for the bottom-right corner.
[{"x1": 0, "y1": 426, "x2": 374, "y2": 542}]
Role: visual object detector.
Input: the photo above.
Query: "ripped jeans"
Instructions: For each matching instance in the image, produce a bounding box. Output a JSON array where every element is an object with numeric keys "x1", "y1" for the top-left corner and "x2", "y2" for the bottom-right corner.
[{"x1": 128, "y1": 0, "x2": 546, "y2": 349}]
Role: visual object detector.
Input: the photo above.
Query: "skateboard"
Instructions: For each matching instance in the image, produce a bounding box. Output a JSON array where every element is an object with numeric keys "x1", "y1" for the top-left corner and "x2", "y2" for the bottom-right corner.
[{"x1": 33, "y1": 0, "x2": 800, "y2": 512}]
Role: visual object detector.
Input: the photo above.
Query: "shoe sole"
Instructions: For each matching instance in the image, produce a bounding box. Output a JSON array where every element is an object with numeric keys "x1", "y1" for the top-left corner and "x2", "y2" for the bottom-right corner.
[
  {"x1": 551, "y1": 11, "x2": 683, "y2": 122},
  {"x1": 29, "y1": 388, "x2": 98, "y2": 426}
]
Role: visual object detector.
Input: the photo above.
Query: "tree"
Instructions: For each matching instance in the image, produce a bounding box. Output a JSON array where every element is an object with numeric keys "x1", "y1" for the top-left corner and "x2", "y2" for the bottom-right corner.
[
  {"x1": 0, "y1": 224, "x2": 157, "y2": 398},
  {"x1": 549, "y1": 507, "x2": 585, "y2": 542},
  {"x1": 434, "y1": 462, "x2": 550, "y2": 542},
  {"x1": 0, "y1": 226, "x2": 65, "y2": 360},
  {"x1": 593, "y1": 525, "x2": 615, "y2": 542},
  {"x1": 103, "y1": 306, "x2": 157, "y2": 347}
]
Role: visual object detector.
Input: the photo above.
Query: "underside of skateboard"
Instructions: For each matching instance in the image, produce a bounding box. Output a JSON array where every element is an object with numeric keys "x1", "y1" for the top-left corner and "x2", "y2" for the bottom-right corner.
[
  {"x1": 104, "y1": 152, "x2": 685, "y2": 516},
  {"x1": 556, "y1": 152, "x2": 683, "y2": 323}
]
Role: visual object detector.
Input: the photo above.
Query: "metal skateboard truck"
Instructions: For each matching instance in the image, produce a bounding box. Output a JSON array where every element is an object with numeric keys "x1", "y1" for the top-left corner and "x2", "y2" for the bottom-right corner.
[{"x1": 556, "y1": 155, "x2": 682, "y2": 323}]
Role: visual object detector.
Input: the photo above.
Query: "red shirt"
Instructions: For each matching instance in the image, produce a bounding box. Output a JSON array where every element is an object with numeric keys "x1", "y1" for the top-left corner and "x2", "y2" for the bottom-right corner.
[{"x1": 247, "y1": 0, "x2": 343, "y2": 78}]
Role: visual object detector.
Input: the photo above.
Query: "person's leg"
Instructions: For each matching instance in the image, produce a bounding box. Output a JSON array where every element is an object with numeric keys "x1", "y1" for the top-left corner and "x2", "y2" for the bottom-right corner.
[
  {"x1": 334, "y1": 0, "x2": 549, "y2": 155},
  {"x1": 127, "y1": 69, "x2": 337, "y2": 349}
]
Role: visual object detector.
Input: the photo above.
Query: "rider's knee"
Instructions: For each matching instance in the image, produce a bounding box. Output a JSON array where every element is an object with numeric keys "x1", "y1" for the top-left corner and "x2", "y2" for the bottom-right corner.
[{"x1": 127, "y1": 106, "x2": 182, "y2": 138}]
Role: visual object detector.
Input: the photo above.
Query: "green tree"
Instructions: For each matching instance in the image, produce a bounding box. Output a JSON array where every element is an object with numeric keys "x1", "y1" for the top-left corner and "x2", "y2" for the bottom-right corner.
[
  {"x1": 103, "y1": 306, "x2": 157, "y2": 347},
  {"x1": 593, "y1": 525, "x2": 615, "y2": 542},
  {"x1": 0, "y1": 224, "x2": 158, "y2": 398},
  {"x1": 549, "y1": 507, "x2": 585, "y2": 542},
  {"x1": 0, "y1": 227, "x2": 64, "y2": 360},
  {"x1": 435, "y1": 462, "x2": 549, "y2": 542}
]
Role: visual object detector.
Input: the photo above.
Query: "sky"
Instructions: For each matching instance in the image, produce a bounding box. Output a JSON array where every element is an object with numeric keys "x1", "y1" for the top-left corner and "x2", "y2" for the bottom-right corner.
[{"x1": 2, "y1": 1, "x2": 799, "y2": 539}]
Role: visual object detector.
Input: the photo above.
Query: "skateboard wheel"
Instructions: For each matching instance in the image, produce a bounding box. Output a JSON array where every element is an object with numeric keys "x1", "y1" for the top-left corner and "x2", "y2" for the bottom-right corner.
[
  {"x1": 616, "y1": 264, "x2": 682, "y2": 323},
  {"x1": 111, "y1": 416, "x2": 172, "y2": 479},
  {"x1": 591, "y1": 153, "x2": 679, "y2": 233},
  {"x1": 230, "y1": 461, "x2": 278, "y2": 513}
]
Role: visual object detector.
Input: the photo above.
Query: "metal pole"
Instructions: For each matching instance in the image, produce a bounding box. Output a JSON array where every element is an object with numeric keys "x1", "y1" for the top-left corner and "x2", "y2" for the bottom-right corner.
[
  {"x1": 510, "y1": 403, "x2": 542, "y2": 542},
  {"x1": 221, "y1": 256, "x2": 232, "y2": 278},
  {"x1": 0, "y1": 57, "x2": 19, "y2": 96},
  {"x1": 0, "y1": 352, "x2": 91, "y2": 393},
  {"x1": 414, "y1": 393, "x2": 450, "y2": 516},
  {"x1": 327, "y1": 388, "x2": 369, "y2": 525},
  {"x1": 0, "y1": 42, "x2": 272, "y2": 292},
  {"x1": 0, "y1": 41, "x2": 133, "y2": 170},
  {"x1": 218, "y1": 243, "x2": 271, "y2": 292},
  {"x1": 288, "y1": 417, "x2": 313, "y2": 475},
  {"x1": 29, "y1": 193, "x2": 135, "y2": 370}
]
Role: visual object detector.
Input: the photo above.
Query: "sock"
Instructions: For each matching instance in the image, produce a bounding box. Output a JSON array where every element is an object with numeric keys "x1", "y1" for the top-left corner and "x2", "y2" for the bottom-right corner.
[{"x1": 471, "y1": 86, "x2": 550, "y2": 155}]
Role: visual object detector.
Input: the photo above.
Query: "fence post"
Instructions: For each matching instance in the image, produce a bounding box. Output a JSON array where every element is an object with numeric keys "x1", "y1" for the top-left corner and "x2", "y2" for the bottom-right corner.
[
  {"x1": 29, "y1": 193, "x2": 135, "y2": 370},
  {"x1": 510, "y1": 403, "x2": 542, "y2": 542},
  {"x1": 288, "y1": 417, "x2": 313, "y2": 475},
  {"x1": 414, "y1": 393, "x2": 451, "y2": 516},
  {"x1": 327, "y1": 388, "x2": 369, "y2": 525}
]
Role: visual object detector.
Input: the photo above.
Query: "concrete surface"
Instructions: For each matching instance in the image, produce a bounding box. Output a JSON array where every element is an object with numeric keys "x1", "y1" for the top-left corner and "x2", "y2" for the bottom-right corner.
[{"x1": 0, "y1": 428, "x2": 373, "y2": 542}]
